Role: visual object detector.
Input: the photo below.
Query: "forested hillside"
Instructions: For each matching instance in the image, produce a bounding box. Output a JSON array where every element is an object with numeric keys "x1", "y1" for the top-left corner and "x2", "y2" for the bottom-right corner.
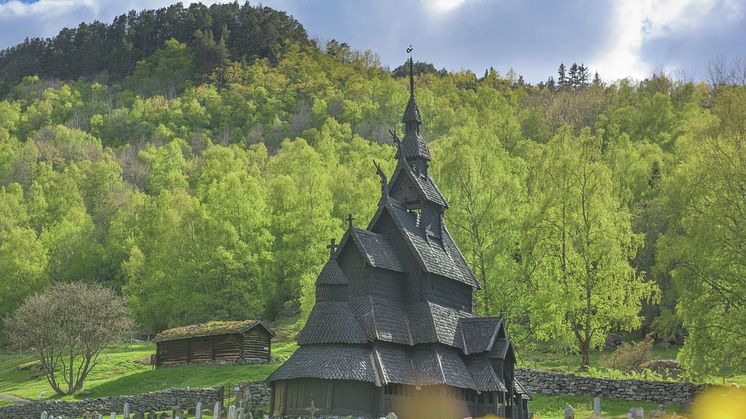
[{"x1": 0, "y1": 3, "x2": 743, "y2": 379}]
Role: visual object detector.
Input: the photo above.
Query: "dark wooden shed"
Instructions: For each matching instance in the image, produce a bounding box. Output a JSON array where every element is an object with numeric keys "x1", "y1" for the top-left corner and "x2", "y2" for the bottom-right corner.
[{"x1": 153, "y1": 320, "x2": 274, "y2": 367}]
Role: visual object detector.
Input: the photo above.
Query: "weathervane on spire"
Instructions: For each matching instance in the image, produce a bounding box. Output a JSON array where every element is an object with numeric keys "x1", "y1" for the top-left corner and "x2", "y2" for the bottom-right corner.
[{"x1": 407, "y1": 45, "x2": 414, "y2": 96}]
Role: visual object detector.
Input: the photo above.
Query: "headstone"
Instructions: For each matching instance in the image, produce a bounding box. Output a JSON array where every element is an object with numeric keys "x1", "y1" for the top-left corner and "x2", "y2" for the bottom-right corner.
[
  {"x1": 228, "y1": 405, "x2": 237, "y2": 419},
  {"x1": 385, "y1": 413, "x2": 398, "y2": 419},
  {"x1": 237, "y1": 407, "x2": 245, "y2": 419},
  {"x1": 213, "y1": 402, "x2": 221, "y2": 419},
  {"x1": 564, "y1": 404, "x2": 575, "y2": 419},
  {"x1": 40, "y1": 412, "x2": 48, "y2": 419},
  {"x1": 97, "y1": 415, "x2": 103, "y2": 419},
  {"x1": 195, "y1": 402, "x2": 203, "y2": 419},
  {"x1": 111, "y1": 412, "x2": 117, "y2": 419},
  {"x1": 593, "y1": 397, "x2": 601, "y2": 416},
  {"x1": 628, "y1": 407, "x2": 644, "y2": 419},
  {"x1": 124, "y1": 402, "x2": 131, "y2": 419}
]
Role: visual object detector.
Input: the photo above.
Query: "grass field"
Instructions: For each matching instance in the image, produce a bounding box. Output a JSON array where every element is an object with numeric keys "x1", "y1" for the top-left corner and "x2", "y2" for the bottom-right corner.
[
  {"x1": 530, "y1": 394, "x2": 683, "y2": 418},
  {"x1": 0, "y1": 340, "x2": 297, "y2": 401}
]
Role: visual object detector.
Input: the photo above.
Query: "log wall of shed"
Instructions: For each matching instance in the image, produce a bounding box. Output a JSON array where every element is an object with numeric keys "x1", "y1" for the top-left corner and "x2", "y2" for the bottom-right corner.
[{"x1": 242, "y1": 329, "x2": 271, "y2": 361}]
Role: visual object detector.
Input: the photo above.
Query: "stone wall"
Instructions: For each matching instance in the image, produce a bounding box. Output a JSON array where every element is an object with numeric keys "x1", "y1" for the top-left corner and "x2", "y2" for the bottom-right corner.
[
  {"x1": 0, "y1": 387, "x2": 224, "y2": 419},
  {"x1": 515, "y1": 368, "x2": 705, "y2": 405}
]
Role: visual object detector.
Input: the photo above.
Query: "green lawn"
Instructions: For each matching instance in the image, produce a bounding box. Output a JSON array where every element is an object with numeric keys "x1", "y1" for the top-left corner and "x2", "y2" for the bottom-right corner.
[
  {"x1": 530, "y1": 394, "x2": 683, "y2": 419},
  {"x1": 0, "y1": 340, "x2": 297, "y2": 402}
]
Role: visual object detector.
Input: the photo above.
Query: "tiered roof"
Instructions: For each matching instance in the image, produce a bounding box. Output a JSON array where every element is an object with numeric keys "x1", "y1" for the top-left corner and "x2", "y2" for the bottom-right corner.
[{"x1": 268, "y1": 57, "x2": 528, "y2": 404}]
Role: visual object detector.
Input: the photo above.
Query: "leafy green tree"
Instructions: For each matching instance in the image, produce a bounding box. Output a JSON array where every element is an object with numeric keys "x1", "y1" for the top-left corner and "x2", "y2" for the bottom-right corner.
[
  {"x1": 523, "y1": 126, "x2": 658, "y2": 368},
  {"x1": 138, "y1": 140, "x2": 189, "y2": 194},
  {"x1": 657, "y1": 87, "x2": 746, "y2": 379},
  {"x1": 126, "y1": 39, "x2": 195, "y2": 97},
  {"x1": 433, "y1": 122, "x2": 528, "y2": 326},
  {"x1": 0, "y1": 184, "x2": 48, "y2": 318},
  {"x1": 267, "y1": 138, "x2": 341, "y2": 318}
]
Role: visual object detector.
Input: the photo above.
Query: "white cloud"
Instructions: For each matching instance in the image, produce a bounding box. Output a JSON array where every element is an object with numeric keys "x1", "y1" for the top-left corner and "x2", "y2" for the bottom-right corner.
[
  {"x1": 589, "y1": 0, "x2": 740, "y2": 81},
  {"x1": 420, "y1": 0, "x2": 467, "y2": 14}
]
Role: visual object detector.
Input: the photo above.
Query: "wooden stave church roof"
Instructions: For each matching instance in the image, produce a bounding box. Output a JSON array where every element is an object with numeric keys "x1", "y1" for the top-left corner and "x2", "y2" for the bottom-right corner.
[{"x1": 268, "y1": 77, "x2": 524, "y2": 395}]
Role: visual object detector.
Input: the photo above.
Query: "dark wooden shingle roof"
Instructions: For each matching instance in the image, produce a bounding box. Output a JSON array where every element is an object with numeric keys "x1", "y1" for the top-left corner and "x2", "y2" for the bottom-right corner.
[
  {"x1": 316, "y1": 259, "x2": 348, "y2": 285},
  {"x1": 514, "y1": 378, "x2": 532, "y2": 400},
  {"x1": 467, "y1": 358, "x2": 507, "y2": 392},
  {"x1": 350, "y1": 229, "x2": 406, "y2": 273},
  {"x1": 386, "y1": 203, "x2": 480, "y2": 288},
  {"x1": 267, "y1": 345, "x2": 378, "y2": 383},
  {"x1": 460, "y1": 317, "x2": 503, "y2": 355},
  {"x1": 296, "y1": 302, "x2": 368, "y2": 345},
  {"x1": 490, "y1": 338, "x2": 513, "y2": 360}
]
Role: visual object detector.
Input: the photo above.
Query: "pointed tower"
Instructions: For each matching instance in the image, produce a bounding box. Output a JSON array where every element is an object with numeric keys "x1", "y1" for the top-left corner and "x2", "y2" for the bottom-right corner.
[
  {"x1": 268, "y1": 53, "x2": 530, "y2": 419},
  {"x1": 398, "y1": 56, "x2": 431, "y2": 176}
]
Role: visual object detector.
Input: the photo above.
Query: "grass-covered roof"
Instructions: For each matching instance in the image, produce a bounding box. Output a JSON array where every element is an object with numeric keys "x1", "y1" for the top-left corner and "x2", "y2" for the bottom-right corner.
[{"x1": 154, "y1": 320, "x2": 274, "y2": 342}]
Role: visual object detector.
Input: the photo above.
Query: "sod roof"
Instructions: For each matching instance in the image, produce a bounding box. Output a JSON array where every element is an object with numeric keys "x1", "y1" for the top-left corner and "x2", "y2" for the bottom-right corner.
[{"x1": 154, "y1": 320, "x2": 274, "y2": 342}]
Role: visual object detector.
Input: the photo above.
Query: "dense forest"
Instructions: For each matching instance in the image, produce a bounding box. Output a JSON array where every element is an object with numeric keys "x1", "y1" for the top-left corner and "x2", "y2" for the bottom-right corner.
[{"x1": 0, "y1": 2, "x2": 743, "y2": 378}]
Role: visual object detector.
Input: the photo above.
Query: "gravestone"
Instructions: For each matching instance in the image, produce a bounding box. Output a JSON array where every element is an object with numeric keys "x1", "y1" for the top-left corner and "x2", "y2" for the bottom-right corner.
[
  {"x1": 111, "y1": 412, "x2": 117, "y2": 419},
  {"x1": 627, "y1": 407, "x2": 644, "y2": 419},
  {"x1": 593, "y1": 397, "x2": 601, "y2": 416},
  {"x1": 564, "y1": 404, "x2": 575, "y2": 419},
  {"x1": 652, "y1": 404, "x2": 666, "y2": 417},
  {"x1": 385, "y1": 413, "x2": 398, "y2": 419},
  {"x1": 124, "y1": 402, "x2": 131, "y2": 419},
  {"x1": 228, "y1": 405, "x2": 237, "y2": 419},
  {"x1": 213, "y1": 402, "x2": 221, "y2": 419},
  {"x1": 237, "y1": 407, "x2": 245, "y2": 419},
  {"x1": 40, "y1": 412, "x2": 48, "y2": 419},
  {"x1": 195, "y1": 401, "x2": 203, "y2": 419}
]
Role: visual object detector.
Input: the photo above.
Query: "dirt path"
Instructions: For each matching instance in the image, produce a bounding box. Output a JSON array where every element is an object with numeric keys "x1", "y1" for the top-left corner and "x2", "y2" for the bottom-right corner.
[{"x1": 0, "y1": 393, "x2": 30, "y2": 405}]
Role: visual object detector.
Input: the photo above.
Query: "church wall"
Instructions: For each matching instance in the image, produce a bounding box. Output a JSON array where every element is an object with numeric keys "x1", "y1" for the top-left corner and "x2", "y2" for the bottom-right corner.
[
  {"x1": 371, "y1": 210, "x2": 426, "y2": 302},
  {"x1": 367, "y1": 267, "x2": 405, "y2": 301},
  {"x1": 337, "y1": 244, "x2": 368, "y2": 297},
  {"x1": 426, "y1": 274, "x2": 472, "y2": 311},
  {"x1": 271, "y1": 379, "x2": 377, "y2": 418},
  {"x1": 389, "y1": 170, "x2": 419, "y2": 204}
]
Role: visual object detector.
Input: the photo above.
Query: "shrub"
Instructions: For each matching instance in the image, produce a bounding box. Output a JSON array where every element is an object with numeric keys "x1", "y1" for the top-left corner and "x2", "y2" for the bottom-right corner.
[
  {"x1": 602, "y1": 334, "x2": 654, "y2": 372},
  {"x1": 4, "y1": 282, "x2": 133, "y2": 395}
]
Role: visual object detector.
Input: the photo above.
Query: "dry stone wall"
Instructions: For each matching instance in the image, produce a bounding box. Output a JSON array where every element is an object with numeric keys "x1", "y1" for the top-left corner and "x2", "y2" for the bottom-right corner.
[
  {"x1": 0, "y1": 387, "x2": 224, "y2": 419},
  {"x1": 515, "y1": 368, "x2": 705, "y2": 405}
]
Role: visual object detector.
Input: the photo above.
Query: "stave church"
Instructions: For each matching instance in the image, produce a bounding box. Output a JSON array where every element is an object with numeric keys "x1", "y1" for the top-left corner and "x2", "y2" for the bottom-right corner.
[{"x1": 268, "y1": 57, "x2": 530, "y2": 419}]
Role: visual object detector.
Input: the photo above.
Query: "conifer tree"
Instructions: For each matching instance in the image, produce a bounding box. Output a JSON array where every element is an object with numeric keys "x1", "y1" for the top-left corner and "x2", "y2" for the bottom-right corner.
[{"x1": 558, "y1": 63, "x2": 567, "y2": 88}]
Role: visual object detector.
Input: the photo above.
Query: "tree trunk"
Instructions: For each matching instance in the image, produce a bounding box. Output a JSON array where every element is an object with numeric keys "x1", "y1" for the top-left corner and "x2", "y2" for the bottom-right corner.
[{"x1": 581, "y1": 343, "x2": 590, "y2": 370}]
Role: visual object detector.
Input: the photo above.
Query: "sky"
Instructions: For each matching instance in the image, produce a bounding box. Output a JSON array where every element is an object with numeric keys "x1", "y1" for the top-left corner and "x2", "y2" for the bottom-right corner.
[{"x1": 1, "y1": 0, "x2": 745, "y2": 83}]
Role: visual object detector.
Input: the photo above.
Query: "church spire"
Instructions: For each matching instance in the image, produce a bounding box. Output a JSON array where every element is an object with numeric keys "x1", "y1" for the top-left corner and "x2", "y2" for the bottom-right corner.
[{"x1": 399, "y1": 47, "x2": 431, "y2": 173}]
